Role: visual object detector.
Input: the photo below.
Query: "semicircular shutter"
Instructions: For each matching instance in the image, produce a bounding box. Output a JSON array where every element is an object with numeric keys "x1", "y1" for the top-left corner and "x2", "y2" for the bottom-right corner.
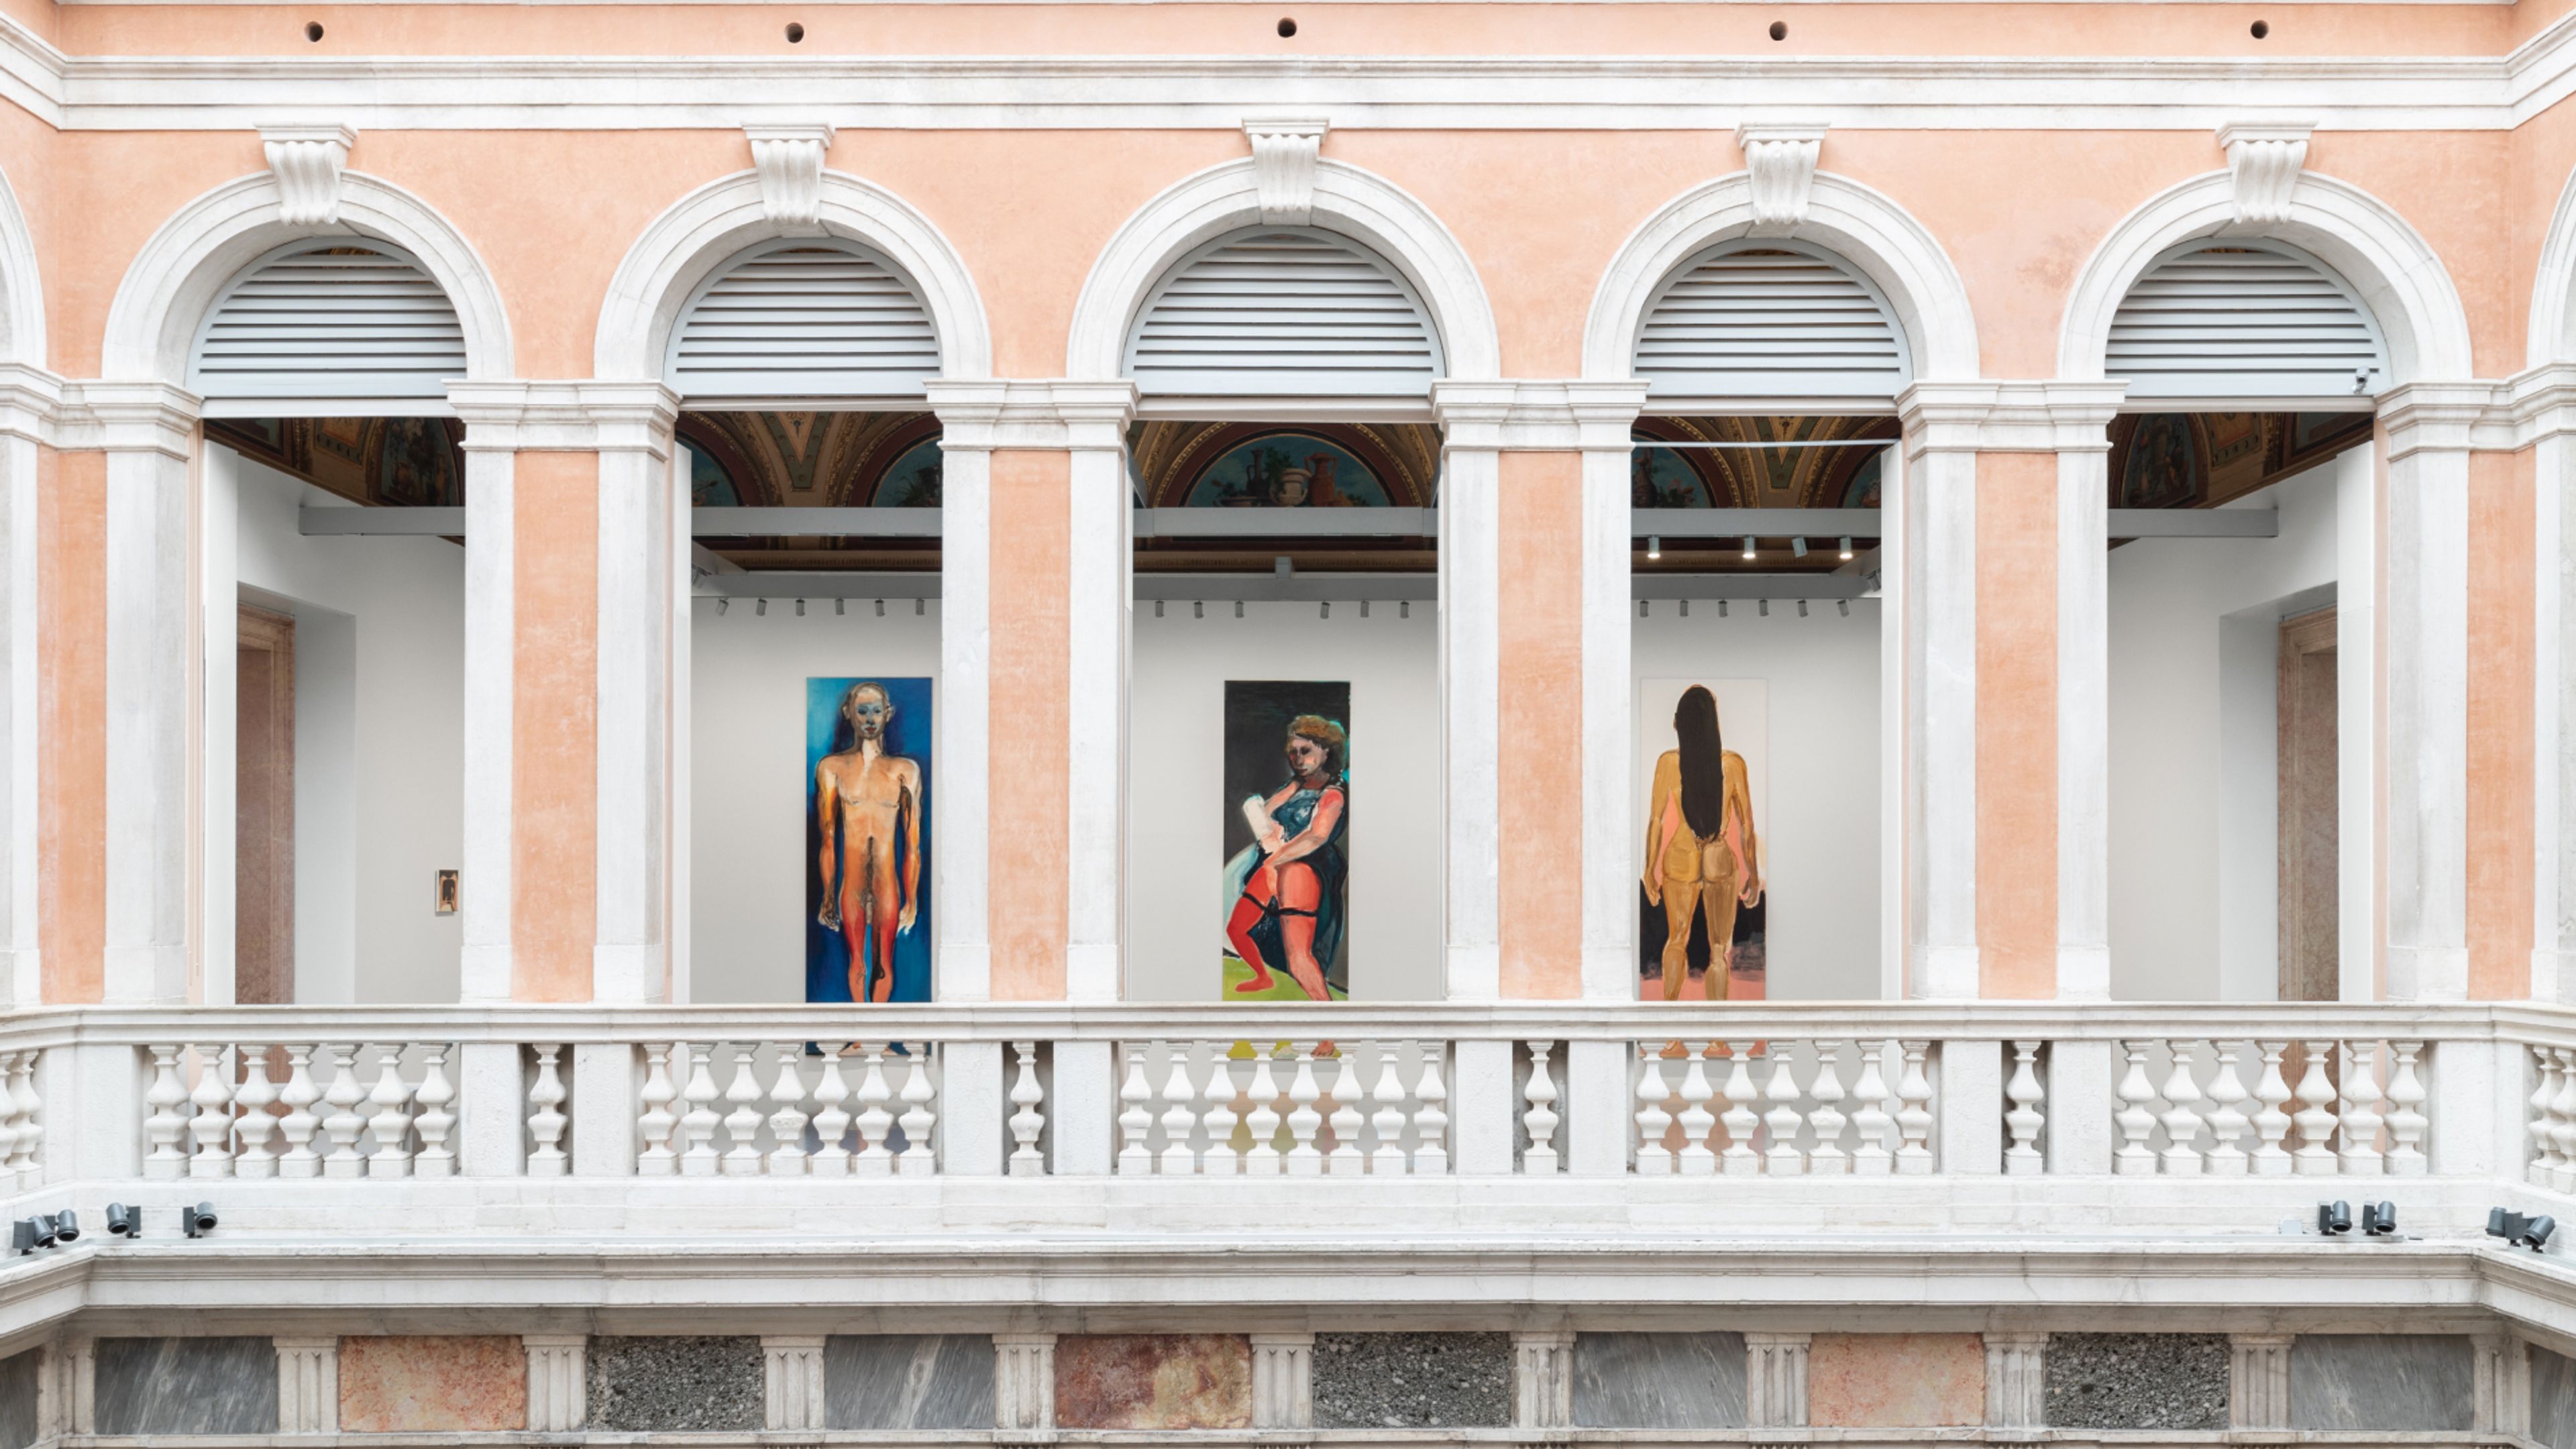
[
  {"x1": 1634, "y1": 244, "x2": 1911, "y2": 403},
  {"x1": 1126, "y1": 228, "x2": 1443, "y2": 400},
  {"x1": 190, "y1": 242, "x2": 467, "y2": 409},
  {"x1": 2107, "y1": 244, "x2": 2387, "y2": 400},
  {"x1": 668, "y1": 240, "x2": 941, "y2": 401}
]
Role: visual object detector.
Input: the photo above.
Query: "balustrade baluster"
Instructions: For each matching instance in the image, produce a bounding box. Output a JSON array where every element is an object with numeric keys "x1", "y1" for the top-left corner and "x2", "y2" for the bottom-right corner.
[
  {"x1": 1676, "y1": 1047, "x2": 1717, "y2": 1175},
  {"x1": 2384, "y1": 1041, "x2": 2428, "y2": 1176},
  {"x1": 526, "y1": 1044, "x2": 569, "y2": 1177},
  {"x1": 1849, "y1": 1041, "x2": 1893, "y2": 1177},
  {"x1": 0, "y1": 1053, "x2": 19, "y2": 1181},
  {"x1": 1245, "y1": 1047, "x2": 1284, "y2": 1175},
  {"x1": 2530, "y1": 1046, "x2": 2563, "y2": 1186},
  {"x1": 2004, "y1": 1040, "x2": 2045, "y2": 1175},
  {"x1": 767, "y1": 1044, "x2": 811, "y2": 1175},
  {"x1": 854, "y1": 1049, "x2": 896, "y2": 1173},
  {"x1": 366, "y1": 1044, "x2": 415, "y2": 1178},
  {"x1": 413, "y1": 1045, "x2": 455, "y2": 1179},
  {"x1": 1160, "y1": 1048, "x2": 1199, "y2": 1175},
  {"x1": 1521, "y1": 1041, "x2": 1560, "y2": 1175},
  {"x1": 1118, "y1": 1043, "x2": 1155, "y2": 1175},
  {"x1": 1008, "y1": 1042, "x2": 1046, "y2": 1177},
  {"x1": 143, "y1": 1044, "x2": 189, "y2": 1179},
  {"x1": 1895, "y1": 1040, "x2": 1935, "y2": 1173},
  {"x1": 2337, "y1": 1040, "x2": 2385, "y2": 1176},
  {"x1": 2204, "y1": 1042, "x2": 2251, "y2": 1176},
  {"x1": 2113, "y1": 1040, "x2": 2159, "y2": 1175},
  {"x1": 1410, "y1": 1047, "x2": 1448, "y2": 1175},
  {"x1": 810, "y1": 1051, "x2": 854, "y2": 1174},
  {"x1": 679, "y1": 1044, "x2": 722, "y2": 1175},
  {"x1": 896, "y1": 1046, "x2": 938, "y2": 1175},
  {"x1": 637, "y1": 1044, "x2": 679, "y2": 1175},
  {"x1": 1719, "y1": 1042, "x2": 1760, "y2": 1175},
  {"x1": 1809, "y1": 1042, "x2": 1850, "y2": 1174},
  {"x1": 1198, "y1": 1045, "x2": 1239, "y2": 1177},
  {"x1": 1287, "y1": 1044, "x2": 1326, "y2": 1175},
  {"x1": 6, "y1": 1053, "x2": 35, "y2": 1180},
  {"x1": 322, "y1": 1045, "x2": 371, "y2": 1178},
  {"x1": 2550, "y1": 1049, "x2": 2576, "y2": 1193},
  {"x1": 1326, "y1": 1051, "x2": 1364, "y2": 1174},
  {"x1": 1762, "y1": 1048, "x2": 1807, "y2": 1175},
  {"x1": 2290, "y1": 1040, "x2": 2340, "y2": 1175},
  {"x1": 2252, "y1": 1041, "x2": 2294, "y2": 1175},
  {"x1": 1369, "y1": 1045, "x2": 1408, "y2": 1175},
  {"x1": 278, "y1": 1046, "x2": 321, "y2": 1179},
  {"x1": 1633, "y1": 1049, "x2": 1674, "y2": 1175},
  {"x1": 189, "y1": 1044, "x2": 237, "y2": 1179},
  {"x1": 720, "y1": 1044, "x2": 766, "y2": 1175},
  {"x1": 2157, "y1": 1041, "x2": 2205, "y2": 1176},
  {"x1": 235, "y1": 1047, "x2": 280, "y2": 1179}
]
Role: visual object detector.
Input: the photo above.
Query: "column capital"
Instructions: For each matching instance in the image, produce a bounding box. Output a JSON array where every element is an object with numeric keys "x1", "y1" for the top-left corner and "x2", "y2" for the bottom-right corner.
[
  {"x1": 1896, "y1": 380, "x2": 2128, "y2": 455},
  {"x1": 446, "y1": 380, "x2": 680, "y2": 455},
  {"x1": 927, "y1": 379, "x2": 1136, "y2": 451},
  {"x1": 1430, "y1": 380, "x2": 1649, "y2": 450},
  {"x1": 53, "y1": 380, "x2": 203, "y2": 458},
  {"x1": 2376, "y1": 380, "x2": 2508, "y2": 458},
  {"x1": 0, "y1": 362, "x2": 65, "y2": 445}
]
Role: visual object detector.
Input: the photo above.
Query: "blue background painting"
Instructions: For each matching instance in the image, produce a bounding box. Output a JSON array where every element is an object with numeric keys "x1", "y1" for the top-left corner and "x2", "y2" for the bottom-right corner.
[
  {"x1": 1179, "y1": 431, "x2": 1393, "y2": 507},
  {"x1": 805, "y1": 676, "x2": 934, "y2": 1004}
]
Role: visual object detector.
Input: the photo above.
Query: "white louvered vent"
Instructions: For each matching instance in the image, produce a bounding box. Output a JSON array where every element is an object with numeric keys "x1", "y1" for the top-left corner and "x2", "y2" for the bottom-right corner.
[
  {"x1": 668, "y1": 239, "x2": 941, "y2": 400},
  {"x1": 1635, "y1": 243, "x2": 1911, "y2": 402},
  {"x1": 2107, "y1": 243, "x2": 2387, "y2": 400},
  {"x1": 190, "y1": 242, "x2": 467, "y2": 407},
  {"x1": 1126, "y1": 227, "x2": 1442, "y2": 398}
]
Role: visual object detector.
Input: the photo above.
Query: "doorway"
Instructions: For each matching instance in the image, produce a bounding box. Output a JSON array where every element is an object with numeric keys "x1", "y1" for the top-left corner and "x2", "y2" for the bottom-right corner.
[
  {"x1": 2276, "y1": 606, "x2": 2337, "y2": 1002},
  {"x1": 236, "y1": 603, "x2": 296, "y2": 1005}
]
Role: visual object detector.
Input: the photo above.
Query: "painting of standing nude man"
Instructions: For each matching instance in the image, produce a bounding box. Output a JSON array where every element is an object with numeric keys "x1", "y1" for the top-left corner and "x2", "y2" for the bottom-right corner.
[
  {"x1": 1220, "y1": 681, "x2": 1352, "y2": 1001},
  {"x1": 807, "y1": 676, "x2": 933, "y2": 1004}
]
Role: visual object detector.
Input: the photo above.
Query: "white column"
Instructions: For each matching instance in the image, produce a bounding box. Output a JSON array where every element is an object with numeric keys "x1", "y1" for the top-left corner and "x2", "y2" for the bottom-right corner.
[
  {"x1": 1061, "y1": 384, "x2": 1133, "y2": 1003},
  {"x1": 2379, "y1": 389, "x2": 2476, "y2": 1002},
  {"x1": 592, "y1": 386, "x2": 680, "y2": 1004},
  {"x1": 94, "y1": 385, "x2": 200, "y2": 1004},
  {"x1": 2532, "y1": 397, "x2": 2576, "y2": 1002},
  {"x1": 2229, "y1": 1333, "x2": 2294, "y2": 1428},
  {"x1": 274, "y1": 1337, "x2": 339, "y2": 1433},
  {"x1": 2334, "y1": 441, "x2": 2380, "y2": 1002},
  {"x1": 1896, "y1": 389, "x2": 1981, "y2": 999},
  {"x1": 1576, "y1": 386, "x2": 1648, "y2": 1002},
  {"x1": 1744, "y1": 1332, "x2": 1811, "y2": 1429},
  {"x1": 451, "y1": 385, "x2": 519, "y2": 1004},
  {"x1": 1431, "y1": 384, "x2": 1501, "y2": 1002},
  {"x1": 1249, "y1": 1332, "x2": 1313, "y2": 1428},
  {"x1": 523, "y1": 1334, "x2": 586, "y2": 1431},
  {"x1": 198, "y1": 441, "x2": 239, "y2": 1006},
  {"x1": 1983, "y1": 1332, "x2": 2046, "y2": 1428},
  {"x1": 762, "y1": 1336, "x2": 827, "y2": 1431},
  {"x1": 924, "y1": 384, "x2": 993, "y2": 1004},
  {"x1": 992, "y1": 1332, "x2": 1056, "y2": 1430},
  {"x1": 1509, "y1": 1329, "x2": 1574, "y2": 1430},
  {"x1": 0, "y1": 368, "x2": 53, "y2": 1006},
  {"x1": 2052, "y1": 390, "x2": 2123, "y2": 1002}
]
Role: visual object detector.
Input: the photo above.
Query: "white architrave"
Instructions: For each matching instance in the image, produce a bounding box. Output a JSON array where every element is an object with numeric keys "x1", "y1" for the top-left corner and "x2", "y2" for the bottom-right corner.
[
  {"x1": 1734, "y1": 122, "x2": 1829, "y2": 235},
  {"x1": 0, "y1": 158, "x2": 46, "y2": 1009},
  {"x1": 1243, "y1": 118, "x2": 1329, "y2": 226},
  {"x1": 743, "y1": 124, "x2": 836, "y2": 235},
  {"x1": 1065, "y1": 155, "x2": 1500, "y2": 393},
  {"x1": 2216, "y1": 121, "x2": 2315, "y2": 227},
  {"x1": 2523, "y1": 171, "x2": 2576, "y2": 1003},
  {"x1": 257, "y1": 123, "x2": 356, "y2": 227}
]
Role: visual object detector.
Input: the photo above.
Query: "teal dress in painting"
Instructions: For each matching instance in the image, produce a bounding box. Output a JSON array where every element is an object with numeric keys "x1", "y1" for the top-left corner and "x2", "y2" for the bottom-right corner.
[{"x1": 1221, "y1": 775, "x2": 1350, "y2": 996}]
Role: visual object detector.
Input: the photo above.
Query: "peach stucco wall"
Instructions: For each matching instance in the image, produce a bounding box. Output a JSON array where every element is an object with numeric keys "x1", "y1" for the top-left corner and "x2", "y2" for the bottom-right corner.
[
  {"x1": 1974, "y1": 453, "x2": 2057, "y2": 999},
  {"x1": 511, "y1": 451, "x2": 599, "y2": 1003},
  {"x1": 39, "y1": 445, "x2": 103, "y2": 1004},
  {"x1": 2467, "y1": 449, "x2": 2536, "y2": 1001},
  {"x1": 1496, "y1": 451, "x2": 1582, "y2": 1000},
  {"x1": 988, "y1": 449, "x2": 1070, "y2": 1001}
]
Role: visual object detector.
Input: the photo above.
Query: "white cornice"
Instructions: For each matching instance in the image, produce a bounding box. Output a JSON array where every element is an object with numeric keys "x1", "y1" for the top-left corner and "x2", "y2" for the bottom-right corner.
[
  {"x1": 445, "y1": 379, "x2": 678, "y2": 454},
  {"x1": 1431, "y1": 380, "x2": 1649, "y2": 451},
  {"x1": 925, "y1": 378, "x2": 1136, "y2": 451}
]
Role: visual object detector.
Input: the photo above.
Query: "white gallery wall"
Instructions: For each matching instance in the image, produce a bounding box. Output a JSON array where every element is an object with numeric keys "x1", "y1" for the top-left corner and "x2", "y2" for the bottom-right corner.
[
  {"x1": 690, "y1": 596, "x2": 942, "y2": 1002},
  {"x1": 2105, "y1": 447, "x2": 2371, "y2": 1001},
  {"x1": 211, "y1": 446, "x2": 468, "y2": 1004},
  {"x1": 1129, "y1": 601, "x2": 1442, "y2": 1002},
  {"x1": 1631, "y1": 599, "x2": 1881, "y2": 1000}
]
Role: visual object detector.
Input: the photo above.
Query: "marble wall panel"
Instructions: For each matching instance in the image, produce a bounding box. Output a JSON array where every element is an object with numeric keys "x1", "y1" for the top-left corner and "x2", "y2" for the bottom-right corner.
[
  {"x1": 338, "y1": 1336, "x2": 528, "y2": 1432},
  {"x1": 1055, "y1": 1334, "x2": 1252, "y2": 1430},
  {"x1": 824, "y1": 1334, "x2": 996, "y2": 1430},
  {"x1": 95, "y1": 1338, "x2": 278, "y2": 1435},
  {"x1": 2535, "y1": 1346, "x2": 2576, "y2": 1449},
  {"x1": 1314, "y1": 1332, "x2": 1513, "y2": 1429},
  {"x1": 1807, "y1": 1333, "x2": 1984, "y2": 1427},
  {"x1": 2290, "y1": 1334, "x2": 2472, "y2": 1432},
  {"x1": 2043, "y1": 1333, "x2": 2227, "y2": 1430},
  {"x1": 1570, "y1": 1332, "x2": 1746, "y2": 1428},
  {"x1": 0, "y1": 1349, "x2": 37, "y2": 1449},
  {"x1": 587, "y1": 1336, "x2": 763, "y2": 1432}
]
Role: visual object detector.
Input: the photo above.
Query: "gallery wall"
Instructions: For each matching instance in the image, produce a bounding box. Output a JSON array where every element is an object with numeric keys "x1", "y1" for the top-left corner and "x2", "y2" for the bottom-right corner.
[
  {"x1": 1631, "y1": 600, "x2": 1882, "y2": 1001},
  {"x1": 221, "y1": 448, "x2": 468, "y2": 1004}
]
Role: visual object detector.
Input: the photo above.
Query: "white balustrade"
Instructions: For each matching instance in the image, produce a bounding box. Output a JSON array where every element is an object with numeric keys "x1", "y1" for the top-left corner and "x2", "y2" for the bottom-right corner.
[
  {"x1": 131, "y1": 1042, "x2": 454, "y2": 1183},
  {"x1": 1634, "y1": 1040, "x2": 1913, "y2": 1176},
  {"x1": 1009, "y1": 1041, "x2": 1046, "y2": 1175},
  {"x1": 633, "y1": 1040, "x2": 945, "y2": 1177},
  {"x1": 1522, "y1": 1042, "x2": 1560, "y2": 1174},
  {"x1": 0, "y1": 1049, "x2": 39, "y2": 1187},
  {"x1": 1104, "y1": 1040, "x2": 1452, "y2": 1175},
  {"x1": 2003, "y1": 1040, "x2": 2045, "y2": 1174},
  {"x1": 2100, "y1": 1039, "x2": 2426, "y2": 1178}
]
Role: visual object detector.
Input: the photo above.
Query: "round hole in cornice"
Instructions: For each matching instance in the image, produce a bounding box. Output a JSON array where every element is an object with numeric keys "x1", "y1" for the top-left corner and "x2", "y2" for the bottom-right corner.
[
  {"x1": 1768, "y1": 19, "x2": 1788, "y2": 40},
  {"x1": 2250, "y1": 17, "x2": 2269, "y2": 36},
  {"x1": 303, "y1": 20, "x2": 324, "y2": 40},
  {"x1": 784, "y1": 20, "x2": 806, "y2": 41},
  {"x1": 1277, "y1": 17, "x2": 1297, "y2": 36}
]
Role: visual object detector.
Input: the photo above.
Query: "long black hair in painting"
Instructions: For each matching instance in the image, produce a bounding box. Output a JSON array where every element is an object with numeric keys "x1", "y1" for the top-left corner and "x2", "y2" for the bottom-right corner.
[{"x1": 1673, "y1": 684, "x2": 1727, "y2": 841}]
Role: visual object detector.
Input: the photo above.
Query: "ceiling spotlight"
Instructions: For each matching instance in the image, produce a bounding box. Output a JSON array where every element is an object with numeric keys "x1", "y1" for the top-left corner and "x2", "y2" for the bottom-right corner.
[
  {"x1": 1839, "y1": 535, "x2": 1855, "y2": 561},
  {"x1": 715, "y1": 598, "x2": 729, "y2": 616},
  {"x1": 1797, "y1": 599, "x2": 1809, "y2": 617},
  {"x1": 2361, "y1": 1201, "x2": 2398, "y2": 1236},
  {"x1": 915, "y1": 598, "x2": 925, "y2": 616},
  {"x1": 1758, "y1": 599, "x2": 1770, "y2": 616},
  {"x1": 1741, "y1": 537, "x2": 1757, "y2": 560},
  {"x1": 1234, "y1": 601, "x2": 1244, "y2": 619},
  {"x1": 1717, "y1": 600, "x2": 1729, "y2": 617},
  {"x1": 1638, "y1": 600, "x2": 1648, "y2": 619},
  {"x1": 2318, "y1": 1200, "x2": 2353, "y2": 1236},
  {"x1": 755, "y1": 598, "x2": 768, "y2": 616},
  {"x1": 107, "y1": 1203, "x2": 141, "y2": 1238},
  {"x1": 1320, "y1": 602, "x2": 1330, "y2": 619},
  {"x1": 1837, "y1": 599, "x2": 1850, "y2": 616},
  {"x1": 1155, "y1": 600, "x2": 1165, "y2": 618},
  {"x1": 1791, "y1": 537, "x2": 1809, "y2": 558},
  {"x1": 184, "y1": 1203, "x2": 217, "y2": 1238},
  {"x1": 2489, "y1": 1208, "x2": 2558, "y2": 1250},
  {"x1": 875, "y1": 598, "x2": 885, "y2": 617},
  {"x1": 1360, "y1": 600, "x2": 1371, "y2": 618},
  {"x1": 794, "y1": 598, "x2": 806, "y2": 617},
  {"x1": 1678, "y1": 599, "x2": 1689, "y2": 618},
  {"x1": 1647, "y1": 535, "x2": 1661, "y2": 560},
  {"x1": 836, "y1": 598, "x2": 847, "y2": 616},
  {"x1": 1194, "y1": 600, "x2": 1204, "y2": 619},
  {"x1": 1399, "y1": 600, "x2": 1409, "y2": 619}
]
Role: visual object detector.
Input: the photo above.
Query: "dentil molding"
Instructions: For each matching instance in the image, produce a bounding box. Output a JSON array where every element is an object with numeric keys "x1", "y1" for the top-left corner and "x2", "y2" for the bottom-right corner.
[
  {"x1": 1243, "y1": 116, "x2": 1329, "y2": 226},
  {"x1": 1734, "y1": 121, "x2": 1828, "y2": 235},
  {"x1": 745, "y1": 123, "x2": 837, "y2": 234},
  {"x1": 257, "y1": 123, "x2": 357, "y2": 227},
  {"x1": 2216, "y1": 120, "x2": 2314, "y2": 227}
]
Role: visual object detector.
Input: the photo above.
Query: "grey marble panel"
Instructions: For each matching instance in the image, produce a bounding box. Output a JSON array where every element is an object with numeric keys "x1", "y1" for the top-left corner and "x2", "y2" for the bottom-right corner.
[
  {"x1": 0, "y1": 1349, "x2": 37, "y2": 1449},
  {"x1": 1572, "y1": 1331, "x2": 1748, "y2": 1429},
  {"x1": 587, "y1": 1336, "x2": 763, "y2": 1432},
  {"x1": 2043, "y1": 1333, "x2": 2227, "y2": 1430},
  {"x1": 2536, "y1": 1346, "x2": 2576, "y2": 1449},
  {"x1": 2290, "y1": 1334, "x2": 2472, "y2": 1432},
  {"x1": 1313, "y1": 1332, "x2": 1511, "y2": 1429},
  {"x1": 95, "y1": 1338, "x2": 278, "y2": 1436},
  {"x1": 824, "y1": 1334, "x2": 996, "y2": 1430}
]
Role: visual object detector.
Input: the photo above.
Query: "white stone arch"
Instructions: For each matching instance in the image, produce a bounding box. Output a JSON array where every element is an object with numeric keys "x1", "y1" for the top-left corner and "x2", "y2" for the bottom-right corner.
[
  {"x1": 595, "y1": 169, "x2": 990, "y2": 384},
  {"x1": 0, "y1": 161, "x2": 44, "y2": 369},
  {"x1": 2528, "y1": 163, "x2": 2576, "y2": 368},
  {"x1": 1582, "y1": 170, "x2": 1980, "y2": 391},
  {"x1": 1066, "y1": 156, "x2": 1500, "y2": 384},
  {"x1": 103, "y1": 170, "x2": 513, "y2": 390},
  {"x1": 2059, "y1": 168, "x2": 2471, "y2": 386}
]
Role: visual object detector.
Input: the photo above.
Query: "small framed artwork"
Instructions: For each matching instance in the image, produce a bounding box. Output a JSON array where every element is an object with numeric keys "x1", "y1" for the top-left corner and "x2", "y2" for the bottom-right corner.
[{"x1": 434, "y1": 869, "x2": 460, "y2": 915}]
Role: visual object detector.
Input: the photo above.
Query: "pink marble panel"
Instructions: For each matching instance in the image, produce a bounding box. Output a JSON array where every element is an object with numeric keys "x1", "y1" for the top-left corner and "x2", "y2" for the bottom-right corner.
[
  {"x1": 1054, "y1": 1334, "x2": 1251, "y2": 1430},
  {"x1": 338, "y1": 1336, "x2": 529, "y2": 1432},
  {"x1": 1807, "y1": 1333, "x2": 1985, "y2": 1428}
]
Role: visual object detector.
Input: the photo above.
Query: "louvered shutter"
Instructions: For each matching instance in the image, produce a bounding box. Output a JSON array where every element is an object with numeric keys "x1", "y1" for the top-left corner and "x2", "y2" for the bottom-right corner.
[
  {"x1": 668, "y1": 239, "x2": 941, "y2": 401},
  {"x1": 1125, "y1": 228, "x2": 1442, "y2": 399},
  {"x1": 1634, "y1": 243, "x2": 1911, "y2": 403},
  {"x1": 190, "y1": 241, "x2": 467, "y2": 411},
  {"x1": 2107, "y1": 243, "x2": 2386, "y2": 400}
]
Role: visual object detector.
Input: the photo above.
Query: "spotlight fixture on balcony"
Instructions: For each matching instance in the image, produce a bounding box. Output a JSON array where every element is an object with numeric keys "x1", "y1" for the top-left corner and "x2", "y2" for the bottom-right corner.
[
  {"x1": 107, "y1": 1203, "x2": 141, "y2": 1238},
  {"x1": 2360, "y1": 1201, "x2": 2397, "y2": 1236},
  {"x1": 184, "y1": 1203, "x2": 218, "y2": 1238},
  {"x1": 2489, "y1": 1208, "x2": 2557, "y2": 1250},
  {"x1": 2318, "y1": 1201, "x2": 2353, "y2": 1235},
  {"x1": 1839, "y1": 536, "x2": 1854, "y2": 560},
  {"x1": 52, "y1": 1211, "x2": 77, "y2": 1244},
  {"x1": 11, "y1": 1218, "x2": 42, "y2": 1254}
]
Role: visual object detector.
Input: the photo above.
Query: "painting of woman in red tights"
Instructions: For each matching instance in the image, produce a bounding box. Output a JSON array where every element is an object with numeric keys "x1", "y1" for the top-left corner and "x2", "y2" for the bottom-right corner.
[{"x1": 1220, "y1": 682, "x2": 1350, "y2": 1001}]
